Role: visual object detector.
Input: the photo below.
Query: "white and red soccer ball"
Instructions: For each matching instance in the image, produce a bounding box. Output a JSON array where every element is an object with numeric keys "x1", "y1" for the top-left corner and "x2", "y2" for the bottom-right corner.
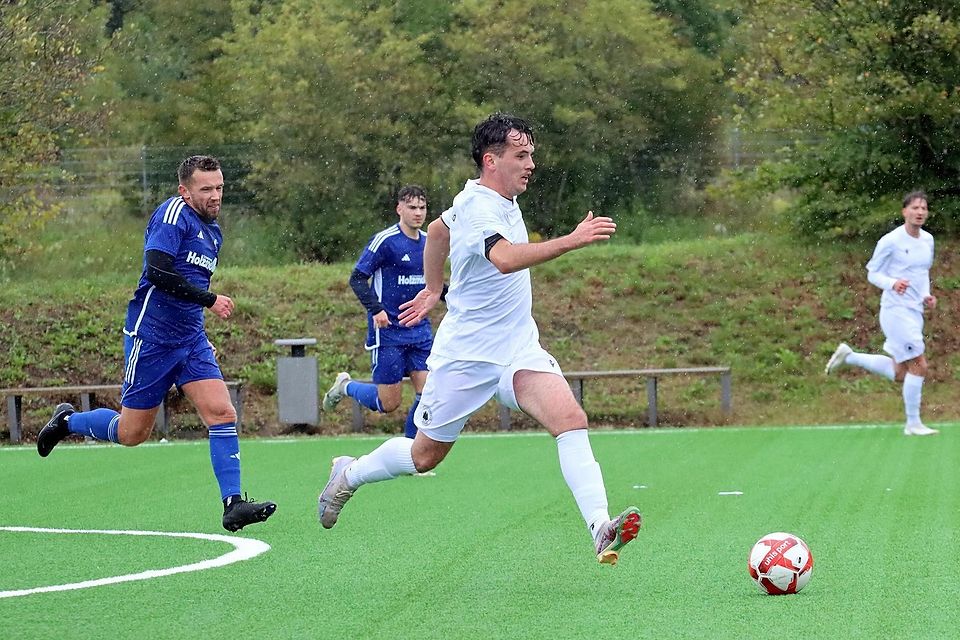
[{"x1": 748, "y1": 532, "x2": 814, "y2": 595}]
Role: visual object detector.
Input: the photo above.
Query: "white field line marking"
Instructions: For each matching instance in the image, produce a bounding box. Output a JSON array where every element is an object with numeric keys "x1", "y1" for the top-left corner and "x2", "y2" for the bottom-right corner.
[
  {"x1": 0, "y1": 526, "x2": 270, "y2": 599},
  {"x1": 0, "y1": 420, "x2": 946, "y2": 454}
]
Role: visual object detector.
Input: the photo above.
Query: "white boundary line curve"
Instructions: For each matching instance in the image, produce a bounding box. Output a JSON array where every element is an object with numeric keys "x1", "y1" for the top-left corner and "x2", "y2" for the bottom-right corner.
[{"x1": 0, "y1": 526, "x2": 270, "y2": 599}]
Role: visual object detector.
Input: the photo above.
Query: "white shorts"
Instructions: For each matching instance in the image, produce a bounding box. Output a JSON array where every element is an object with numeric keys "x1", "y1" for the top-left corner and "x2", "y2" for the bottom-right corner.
[
  {"x1": 414, "y1": 345, "x2": 564, "y2": 442},
  {"x1": 879, "y1": 305, "x2": 925, "y2": 363}
]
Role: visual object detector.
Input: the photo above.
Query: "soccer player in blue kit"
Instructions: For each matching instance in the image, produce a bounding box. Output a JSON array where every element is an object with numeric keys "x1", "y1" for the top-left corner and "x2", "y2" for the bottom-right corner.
[
  {"x1": 37, "y1": 155, "x2": 277, "y2": 532},
  {"x1": 321, "y1": 186, "x2": 434, "y2": 440}
]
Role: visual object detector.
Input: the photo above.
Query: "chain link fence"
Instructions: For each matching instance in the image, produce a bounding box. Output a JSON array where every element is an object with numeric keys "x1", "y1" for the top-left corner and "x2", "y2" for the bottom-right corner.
[{"x1": 7, "y1": 131, "x2": 819, "y2": 219}]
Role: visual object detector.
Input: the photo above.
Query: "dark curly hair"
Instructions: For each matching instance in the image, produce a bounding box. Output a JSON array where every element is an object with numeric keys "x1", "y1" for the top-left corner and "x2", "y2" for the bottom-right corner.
[{"x1": 470, "y1": 113, "x2": 535, "y2": 171}]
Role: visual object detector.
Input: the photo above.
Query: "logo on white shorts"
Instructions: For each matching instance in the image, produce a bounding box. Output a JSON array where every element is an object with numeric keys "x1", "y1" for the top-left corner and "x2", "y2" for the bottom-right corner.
[{"x1": 419, "y1": 406, "x2": 432, "y2": 427}]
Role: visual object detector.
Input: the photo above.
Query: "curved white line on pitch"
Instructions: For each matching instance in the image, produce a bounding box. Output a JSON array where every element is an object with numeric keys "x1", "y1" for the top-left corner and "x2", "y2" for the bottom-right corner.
[{"x1": 0, "y1": 526, "x2": 270, "y2": 599}]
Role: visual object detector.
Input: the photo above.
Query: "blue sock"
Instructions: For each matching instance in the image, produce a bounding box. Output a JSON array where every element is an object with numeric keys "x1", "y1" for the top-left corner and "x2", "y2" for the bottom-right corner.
[
  {"x1": 346, "y1": 381, "x2": 384, "y2": 412},
  {"x1": 404, "y1": 394, "x2": 422, "y2": 439},
  {"x1": 209, "y1": 423, "x2": 241, "y2": 501},
  {"x1": 67, "y1": 409, "x2": 121, "y2": 444}
]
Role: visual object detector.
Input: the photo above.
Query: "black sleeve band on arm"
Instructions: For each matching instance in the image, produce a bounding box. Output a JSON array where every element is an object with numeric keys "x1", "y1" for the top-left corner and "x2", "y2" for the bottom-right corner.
[
  {"x1": 145, "y1": 250, "x2": 218, "y2": 308},
  {"x1": 349, "y1": 268, "x2": 385, "y2": 316},
  {"x1": 484, "y1": 233, "x2": 505, "y2": 260}
]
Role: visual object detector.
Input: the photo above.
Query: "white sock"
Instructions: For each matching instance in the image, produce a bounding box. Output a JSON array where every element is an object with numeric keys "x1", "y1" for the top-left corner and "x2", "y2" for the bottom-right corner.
[
  {"x1": 345, "y1": 437, "x2": 417, "y2": 488},
  {"x1": 902, "y1": 373, "x2": 924, "y2": 425},
  {"x1": 556, "y1": 429, "x2": 610, "y2": 539},
  {"x1": 845, "y1": 352, "x2": 895, "y2": 380}
]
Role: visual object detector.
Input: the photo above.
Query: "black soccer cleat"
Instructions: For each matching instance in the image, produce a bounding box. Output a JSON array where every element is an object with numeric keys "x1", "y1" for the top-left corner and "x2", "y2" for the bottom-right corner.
[
  {"x1": 37, "y1": 402, "x2": 76, "y2": 457},
  {"x1": 222, "y1": 494, "x2": 277, "y2": 532}
]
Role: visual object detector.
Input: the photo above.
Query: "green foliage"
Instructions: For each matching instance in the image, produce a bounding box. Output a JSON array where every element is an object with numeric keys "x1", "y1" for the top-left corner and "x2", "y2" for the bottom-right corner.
[
  {"x1": 0, "y1": 1, "x2": 112, "y2": 271},
  {"x1": 728, "y1": 1, "x2": 960, "y2": 239},
  {"x1": 217, "y1": 0, "x2": 726, "y2": 260},
  {"x1": 97, "y1": 0, "x2": 236, "y2": 144}
]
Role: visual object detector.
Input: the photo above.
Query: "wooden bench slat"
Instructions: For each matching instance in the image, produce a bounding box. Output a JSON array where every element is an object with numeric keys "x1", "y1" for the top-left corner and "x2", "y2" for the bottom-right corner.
[{"x1": 348, "y1": 367, "x2": 732, "y2": 431}]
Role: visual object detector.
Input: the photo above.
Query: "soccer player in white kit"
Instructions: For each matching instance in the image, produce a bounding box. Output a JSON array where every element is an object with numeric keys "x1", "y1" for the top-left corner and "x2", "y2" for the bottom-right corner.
[
  {"x1": 317, "y1": 113, "x2": 642, "y2": 564},
  {"x1": 825, "y1": 191, "x2": 939, "y2": 435}
]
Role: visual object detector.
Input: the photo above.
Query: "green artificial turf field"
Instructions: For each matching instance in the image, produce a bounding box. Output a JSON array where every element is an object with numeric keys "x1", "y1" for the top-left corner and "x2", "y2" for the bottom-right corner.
[{"x1": 1, "y1": 424, "x2": 956, "y2": 639}]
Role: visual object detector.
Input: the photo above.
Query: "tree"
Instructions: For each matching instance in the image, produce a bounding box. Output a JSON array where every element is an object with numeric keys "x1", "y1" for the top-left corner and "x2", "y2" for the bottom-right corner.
[
  {"x1": 220, "y1": 0, "x2": 725, "y2": 259},
  {"x1": 728, "y1": 1, "x2": 960, "y2": 239},
  {"x1": 0, "y1": 1, "x2": 112, "y2": 271}
]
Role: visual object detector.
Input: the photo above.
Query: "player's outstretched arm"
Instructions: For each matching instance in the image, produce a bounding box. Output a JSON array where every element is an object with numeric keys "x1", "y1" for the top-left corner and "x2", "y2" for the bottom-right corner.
[
  {"x1": 399, "y1": 217, "x2": 449, "y2": 327},
  {"x1": 488, "y1": 211, "x2": 616, "y2": 274}
]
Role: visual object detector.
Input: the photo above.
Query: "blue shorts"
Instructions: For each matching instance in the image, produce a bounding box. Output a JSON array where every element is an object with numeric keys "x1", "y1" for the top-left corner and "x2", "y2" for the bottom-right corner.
[
  {"x1": 369, "y1": 339, "x2": 431, "y2": 385},
  {"x1": 121, "y1": 333, "x2": 222, "y2": 409}
]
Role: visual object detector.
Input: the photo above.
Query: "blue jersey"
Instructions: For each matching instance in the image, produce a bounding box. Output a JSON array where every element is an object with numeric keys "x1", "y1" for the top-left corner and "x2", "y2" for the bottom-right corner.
[
  {"x1": 124, "y1": 196, "x2": 223, "y2": 346},
  {"x1": 354, "y1": 224, "x2": 432, "y2": 348}
]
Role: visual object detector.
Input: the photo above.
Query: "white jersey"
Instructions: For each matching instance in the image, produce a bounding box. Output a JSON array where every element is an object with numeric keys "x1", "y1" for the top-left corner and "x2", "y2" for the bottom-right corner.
[
  {"x1": 866, "y1": 224, "x2": 933, "y2": 311},
  {"x1": 430, "y1": 179, "x2": 540, "y2": 365}
]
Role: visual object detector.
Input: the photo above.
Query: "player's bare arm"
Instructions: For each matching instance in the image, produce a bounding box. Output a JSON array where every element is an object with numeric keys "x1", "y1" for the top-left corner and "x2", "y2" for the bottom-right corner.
[
  {"x1": 488, "y1": 211, "x2": 616, "y2": 274},
  {"x1": 399, "y1": 217, "x2": 448, "y2": 327}
]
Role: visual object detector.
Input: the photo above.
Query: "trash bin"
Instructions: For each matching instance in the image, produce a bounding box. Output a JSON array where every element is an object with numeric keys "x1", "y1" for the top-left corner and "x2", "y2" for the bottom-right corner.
[{"x1": 274, "y1": 338, "x2": 319, "y2": 426}]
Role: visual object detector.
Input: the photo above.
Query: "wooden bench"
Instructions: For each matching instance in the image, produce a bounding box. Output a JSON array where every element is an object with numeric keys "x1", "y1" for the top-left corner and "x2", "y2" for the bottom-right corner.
[
  {"x1": 498, "y1": 367, "x2": 732, "y2": 429},
  {"x1": 348, "y1": 367, "x2": 731, "y2": 431},
  {"x1": 2, "y1": 381, "x2": 245, "y2": 444}
]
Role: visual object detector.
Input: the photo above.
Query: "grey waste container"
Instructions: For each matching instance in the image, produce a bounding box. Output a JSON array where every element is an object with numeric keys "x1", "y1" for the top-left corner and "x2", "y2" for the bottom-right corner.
[{"x1": 274, "y1": 338, "x2": 319, "y2": 425}]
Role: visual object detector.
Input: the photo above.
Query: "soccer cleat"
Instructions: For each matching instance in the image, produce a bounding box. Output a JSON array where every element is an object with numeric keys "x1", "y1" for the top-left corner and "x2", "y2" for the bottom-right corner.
[
  {"x1": 904, "y1": 422, "x2": 939, "y2": 436},
  {"x1": 318, "y1": 455, "x2": 356, "y2": 529},
  {"x1": 595, "y1": 506, "x2": 642, "y2": 565},
  {"x1": 825, "y1": 342, "x2": 853, "y2": 375},
  {"x1": 322, "y1": 372, "x2": 352, "y2": 412},
  {"x1": 37, "y1": 403, "x2": 76, "y2": 457},
  {"x1": 222, "y1": 495, "x2": 277, "y2": 532}
]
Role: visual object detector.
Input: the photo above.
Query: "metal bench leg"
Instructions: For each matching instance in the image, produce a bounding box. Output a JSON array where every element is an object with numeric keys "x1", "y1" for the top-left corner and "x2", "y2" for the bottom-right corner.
[
  {"x1": 80, "y1": 392, "x2": 96, "y2": 443},
  {"x1": 499, "y1": 405, "x2": 512, "y2": 431},
  {"x1": 569, "y1": 378, "x2": 584, "y2": 405},
  {"x1": 155, "y1": 401, "x2": 168, "y2": 438},
  {"x1": 720, "y1": 372, "x2": 732, "y2": 415},
  {"x1": 351, "y1": 399, "x2": 365, "y2": 432},
  {"x1": 646, "y1": 377, "x2": 658, "y2": 427},
  {"x1": 8, "y1": 395, "x2": 22, "y2": 444},
  {"x1": 229, "y1": 384, "x2": 244, "y2": 432}
]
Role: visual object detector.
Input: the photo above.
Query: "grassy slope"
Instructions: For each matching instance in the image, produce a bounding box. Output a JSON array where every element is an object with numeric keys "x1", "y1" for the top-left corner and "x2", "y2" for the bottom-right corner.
[{"x1": 3, "y1": 232, "x2": 960, "y2": 439}]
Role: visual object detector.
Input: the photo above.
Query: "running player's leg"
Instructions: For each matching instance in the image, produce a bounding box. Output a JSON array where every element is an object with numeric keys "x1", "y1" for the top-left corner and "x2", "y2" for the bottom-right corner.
[
  {"x1": 840, "y1": 349, "x2": 896, "y2": 379},
  {"x1": 402, "y1": 341, "x2": 431, "y2": 438},
  {"x1": 181, "y1": 337, "x2": 276, "y2": 529},
  {"x1": 319, "y1": 357, "x2": 495, "y2": 528},
  {"x1": 901, "y1": 355, "x2": 936, "y2": 434},
  {"x1": 325, "y1": 345, "x2": 403, "y2": 413},
  {"x1": 879, "y1": 307, "x2": 936, "y2": 434},
  {"x1": 506, "y1": 350, "x2": 639, "y2": 563},
  {"x1": 41, "y1": 336, "x2": 170, "y2": 455}
]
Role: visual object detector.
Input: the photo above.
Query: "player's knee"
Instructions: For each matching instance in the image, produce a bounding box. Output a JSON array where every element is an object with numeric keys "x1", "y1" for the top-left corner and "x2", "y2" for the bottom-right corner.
[
  {"x1": 562, "y1": 404, "x2": 589, "y2": 429},
  {"x1": 208, "y1": 404, "x2": 237, "y2": 425},
  {"x1": 118, "y1": 424, "x2": 152, "y2": 446},
  {"x1": 380, "y1": 397, "x2": 402, "y2": 413},
  {"x1": 411, "y1": 447, "x2": 445, "y2": 472}
]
